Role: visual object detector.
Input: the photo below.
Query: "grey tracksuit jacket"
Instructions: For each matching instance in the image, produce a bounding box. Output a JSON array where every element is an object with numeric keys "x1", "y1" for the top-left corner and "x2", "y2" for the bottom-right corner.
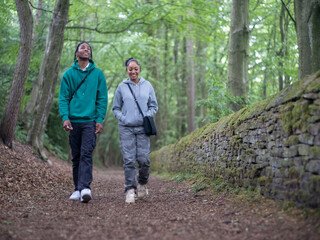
[{"x1": 112, "y1": 77, "x2": 158, "y2": 126}]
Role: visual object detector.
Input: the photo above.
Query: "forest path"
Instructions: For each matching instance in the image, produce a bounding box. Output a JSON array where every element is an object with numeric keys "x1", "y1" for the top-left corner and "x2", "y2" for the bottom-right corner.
[{"x1": 0, "y1": 142, "x2": 319, "y2": 240}]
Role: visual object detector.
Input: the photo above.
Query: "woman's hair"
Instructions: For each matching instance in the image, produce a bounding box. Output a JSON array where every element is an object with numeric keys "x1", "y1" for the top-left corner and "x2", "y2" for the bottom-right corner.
[
  {"x1": 74, "y1": 41, "x2": 93, "y2": 61},
  {"x1": 125, "y1": 57, "x2": 141, "y2": 71}
]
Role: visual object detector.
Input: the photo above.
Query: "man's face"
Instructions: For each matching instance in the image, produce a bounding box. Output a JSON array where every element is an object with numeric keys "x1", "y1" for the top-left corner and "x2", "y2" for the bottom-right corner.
[{"x1": 76, "y1": 43, "x2": 91, "y2": 59}]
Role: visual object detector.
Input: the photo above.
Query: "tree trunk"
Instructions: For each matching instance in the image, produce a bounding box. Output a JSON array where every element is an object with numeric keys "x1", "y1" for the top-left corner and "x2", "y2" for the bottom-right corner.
[
  {"x1": 294, "y1": 0, "x2": 320, "y2": 80},
  {"x1": 163, "y1": 24, "x2": 169, "y2": 144},
  {"x1": 278, "y1": 2, "x2": 285, "y2": 91},
  {"x1": 173, "y1": 31, "x2": 184, "y2": 139},
  {"x1": 23, "y1": 0, "x2": 44, "y2": 125},
  {"x1": 81, "y1": 0, "x2": 88, "y2": 41},
  {"x1": 0, "y1": 0, "x2": 33, "y2": 148},
  {"x1": 196, "y1": 39, "x2": 207, "y2": 126},
  {"x1": 226, "y1": 0, "x2": 249, "y2": 111},
  {"x1": 180, "y1": 37, "x2": 187, "y2": 136},
  {"x1": 145, "y1": 19, "x2": 161, "y2": 148},
  {"x1": 186, "y1": 37, "x2": 195, "y2": 133},
  {"x1": 186, "y1": 0, "x2": 195, "y2": 133},
  {"x1": 27, "y1": 0, "x2": 70, "y2": 159}
]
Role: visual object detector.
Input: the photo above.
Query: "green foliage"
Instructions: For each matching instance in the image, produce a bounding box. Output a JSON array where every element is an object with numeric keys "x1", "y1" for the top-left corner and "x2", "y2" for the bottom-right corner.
[
  {"x1": 171, "y1": 173, "x2": 193, "y2": 182},
  {"x1": 14, "y1": 123, "x2": 27, "y2": 144},
  {"x1": 1, "y1": 0, "x2": 303, "y2": 167},
  {"x1": 45, "y1": 98, "x2": 69, "y2": 161},
  {"x1": 197, "y1": 75, "x2": 239, "y2": 123}
]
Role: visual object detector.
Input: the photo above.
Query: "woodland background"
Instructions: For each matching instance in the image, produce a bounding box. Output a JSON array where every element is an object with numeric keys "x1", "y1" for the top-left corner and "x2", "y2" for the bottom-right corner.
[{"x1": 0, "y1": 0, "x2": 319, "y2": 167}]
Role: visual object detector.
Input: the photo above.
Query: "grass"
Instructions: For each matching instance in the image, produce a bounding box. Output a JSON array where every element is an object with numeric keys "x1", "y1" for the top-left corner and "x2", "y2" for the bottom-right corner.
[{"x1": 152, "y1": 170, "x2": 264, "y2": 205}]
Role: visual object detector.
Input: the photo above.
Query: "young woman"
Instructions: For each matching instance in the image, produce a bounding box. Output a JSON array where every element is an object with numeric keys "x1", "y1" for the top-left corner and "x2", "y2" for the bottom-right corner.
[{"x1": 112, "y1": 58, "x2": 158, "y2": 203}]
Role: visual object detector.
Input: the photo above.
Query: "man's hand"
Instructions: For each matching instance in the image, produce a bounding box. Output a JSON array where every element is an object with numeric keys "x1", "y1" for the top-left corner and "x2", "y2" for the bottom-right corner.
[
  {"x1": 63, "y1": 120, "x2": 73, "y2": 131},
  {"x1": 95, "y1": 122, "x2": 103, "y2": 134}
]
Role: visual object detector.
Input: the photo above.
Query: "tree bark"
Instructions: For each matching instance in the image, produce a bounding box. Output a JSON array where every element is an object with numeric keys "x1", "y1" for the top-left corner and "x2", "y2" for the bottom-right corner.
[
  {"x1": 23, "y1": 0, "x2": 44, "y2": 124},
  {"x1": 145, "y1": 18, "x2": 161, "y2": 148},
  {"x1": 173, "y1": 31, "x2": 185, "y2": 139},
  {"x1": 278, "y1": 3, "x2": 285, "y2": 91},
  {"x1": 163, "y1": 24, "x2": 169, "y2": 144},
  {"x1": 27, "y1": 0, "x2": 70, "y2": 159},
  {"x1": 186, "y1": 0, "x2": 195, "y2": 133},
  {"x1": 196, "y1": 39, "x2": 207, "y2": 126},
  {"x1": 0, "y1": 0, "x2": 33, "y2": 148},
  {"x1": 226, "y1": 0, "x2": 249, "y2": 111},
  {"x1": 294, "y1": 0, "x2": 320, "y2": 80}
]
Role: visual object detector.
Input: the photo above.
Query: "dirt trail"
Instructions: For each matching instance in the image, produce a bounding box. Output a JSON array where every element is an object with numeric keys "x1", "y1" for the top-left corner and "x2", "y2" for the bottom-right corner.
[{"x1": 0, "y1": 142, "x2": 319, "y2": 240}]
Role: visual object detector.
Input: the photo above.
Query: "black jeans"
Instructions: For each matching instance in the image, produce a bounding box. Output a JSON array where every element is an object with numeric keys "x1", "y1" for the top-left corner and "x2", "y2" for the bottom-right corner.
[{"x1": 69, "y1": 121, "x2": 96, "y2": 191}]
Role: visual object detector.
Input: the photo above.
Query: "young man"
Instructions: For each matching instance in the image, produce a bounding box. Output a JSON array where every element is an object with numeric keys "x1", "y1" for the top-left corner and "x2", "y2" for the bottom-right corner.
[{"x1": 59, "y1": 42, "x2": 108, "y2": 203}]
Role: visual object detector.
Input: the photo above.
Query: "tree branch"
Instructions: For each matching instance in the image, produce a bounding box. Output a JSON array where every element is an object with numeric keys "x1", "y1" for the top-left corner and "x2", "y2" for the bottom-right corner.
[
  {"x1": 66, "y1": 3, "x2": 168, "y2": 34},
  {"x1": 280, "y1": 0, "x2": 296, "y2": 26},
  {"x1": 64, "y1": 39, "x2": 123, "y2": 60},
  {"x1": 28, "y1": 1, "x2": 53, "y2": 13}
]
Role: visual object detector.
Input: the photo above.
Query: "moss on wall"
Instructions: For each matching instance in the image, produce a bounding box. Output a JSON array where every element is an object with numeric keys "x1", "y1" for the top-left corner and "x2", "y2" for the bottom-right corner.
[{"x1": 150, "y1": 73, "x2": 320, "y2": 208}]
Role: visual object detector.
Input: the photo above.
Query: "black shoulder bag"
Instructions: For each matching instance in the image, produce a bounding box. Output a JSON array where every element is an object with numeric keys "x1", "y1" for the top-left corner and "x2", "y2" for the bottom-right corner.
[
  {"x1": 69, "y1": 68, "x2": 94, "y2": 103},
  {"x1": 126, "y1": 83, "x2": 157, "y2": 136}
]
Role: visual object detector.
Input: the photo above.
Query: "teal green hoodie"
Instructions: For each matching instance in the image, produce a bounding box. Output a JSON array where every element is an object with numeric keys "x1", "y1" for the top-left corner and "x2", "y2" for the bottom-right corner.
[{"x1": 59, "y1": 60, "x2": 108, "y2": 123}]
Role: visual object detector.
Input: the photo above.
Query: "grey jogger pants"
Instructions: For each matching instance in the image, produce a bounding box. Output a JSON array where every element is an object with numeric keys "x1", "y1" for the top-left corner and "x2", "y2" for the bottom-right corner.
[{"x1": 119, "y1": 125, "x2": 150, "y2": 192}]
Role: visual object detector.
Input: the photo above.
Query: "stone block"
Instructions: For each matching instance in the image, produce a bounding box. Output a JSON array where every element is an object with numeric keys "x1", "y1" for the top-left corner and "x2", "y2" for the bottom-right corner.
[
  {"x1": 309, "y1": 105, "x2": 320, "y2": 116},
  {"x1": 315, "y1": 98, "x2": 320, "y2": 105},
  {"x1": 267, "y1": 141, "x2": 276, "y2": 149},
  {"x1": 315, "y1": 135, "x2": 320, "y2": 146},
  {"x1": 283, "y1": 146, "x2": 298, "y2": 158},
  {"x1": 306, "y1": 160, "x2": 320, "y2": 174},
  {"x1": 271, "y1": 158, "x2": 282, "y2": 169},
  {"x1": 271, "y1": 147, "x2": 283, "y2": 157},
  {"x1": 310, "y1": 146, "x2": 320, "y2": 159},
  {"x1": 298, "y1": 144, "x2": 311, "y2": 156},
  {"x1": 307, "y1": 115, "x2": 320, "y2": 123},
  {"x1": 281, "y1": 158, "x2": 294, "y2": 168},
  {"x1": 298, "y1": 133, "x2": 314, "y2": 145},
  {"x1": 284, "y1": 135, "x2": 299, "y2": 146},
  {"x1": 302, "y1": 93, "x2": 319, "y2": 100},
  {"x1": 293, "y1": 156, "x2": 309, "y2": 167},
  {"x1": 267, "y1": 125, "x2": 274, "y2": 133},
  {"x1": 276, "y1": 138, "x2": 284, "y2": 147},
  {"x1": 308, "y1": 124, "x2": 320, "y2": 136}
]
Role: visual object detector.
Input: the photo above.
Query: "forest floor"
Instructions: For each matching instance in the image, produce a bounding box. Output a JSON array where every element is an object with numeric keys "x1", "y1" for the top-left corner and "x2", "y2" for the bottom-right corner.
[{"x1": 0, "y1": 141, "x2": 320, "y2": 240}]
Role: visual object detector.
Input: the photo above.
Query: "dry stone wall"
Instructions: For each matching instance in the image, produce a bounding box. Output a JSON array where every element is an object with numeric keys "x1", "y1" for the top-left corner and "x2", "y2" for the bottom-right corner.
[{"x1": 150, "y1": 73, "x2": 320, "y2": 208}]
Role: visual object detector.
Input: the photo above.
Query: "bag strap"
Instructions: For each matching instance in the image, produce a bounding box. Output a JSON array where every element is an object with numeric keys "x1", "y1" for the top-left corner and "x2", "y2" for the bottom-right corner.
[
  {"x1": 126, "y1": 83, "x2": 145, "y2": 118},
  {"x1": 69, "y1": 68, "x2": 94, "y2": 103}
]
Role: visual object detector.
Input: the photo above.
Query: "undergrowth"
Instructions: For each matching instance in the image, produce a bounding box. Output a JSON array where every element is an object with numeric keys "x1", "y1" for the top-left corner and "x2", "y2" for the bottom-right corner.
[
  {"x1": 152, "y1": 170, "x2": 261, "y2": 204},
  {"x1": 152, "y1": 170, "x2": 320, "y2": 218}
]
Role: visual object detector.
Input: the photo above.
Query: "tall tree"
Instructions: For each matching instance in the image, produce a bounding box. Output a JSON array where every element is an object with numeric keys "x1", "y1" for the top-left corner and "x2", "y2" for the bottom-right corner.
[
  {"x1": 27, "y1": 0, "x2": 70, "y2": 159},
  {"x1": 0, "y1": 0, "x2": 33, "y2": 148},
  {"x1": 23, "y1": 0, "x2": 44, "y2": 124},
  {"x1": 186, "y1": 0, "x2": 195, "y2": 133},
  {"x1": 196, "y1": 39, "x2": 207, "y2": 126},
  {"x1": 294, "y1": 0, "x2": 320, "y2": 80},
  {"x1": 226, "y1": 0, "x2": 250, "y2": 111}
]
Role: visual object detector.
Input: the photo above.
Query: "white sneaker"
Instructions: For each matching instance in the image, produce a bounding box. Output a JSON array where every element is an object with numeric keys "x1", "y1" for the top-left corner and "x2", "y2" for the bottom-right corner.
[
  {"x1": 137, "y1": 184, "x2": 148, "y2": 198},
  {"x1": 125, "y1": 189, "x2": 135, "y2": 203},
  {"x1": 81, "y1": 189, "x2": 92, "y2": 203},
  {"x1": 69, "y1": 190, "x2": 80, "y2": 200}
]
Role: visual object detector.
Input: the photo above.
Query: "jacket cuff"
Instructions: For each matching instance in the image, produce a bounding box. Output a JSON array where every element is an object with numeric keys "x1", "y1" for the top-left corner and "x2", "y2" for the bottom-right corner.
[
  {"x1": 95, "y1": 117, "x2": 104, "y2": 124},
  {"x1": 62, "y1": 115, "x2": 69, "y2": 122}
]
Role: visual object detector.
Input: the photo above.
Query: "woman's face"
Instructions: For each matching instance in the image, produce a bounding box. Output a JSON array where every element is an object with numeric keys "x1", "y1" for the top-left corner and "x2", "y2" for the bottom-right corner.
[
  {"x1": 76, "y1": 43, "x2": 91, "y2": 59},
  {"x1": 126, "y1": 61, "x2": 140, "y2": 82}
]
